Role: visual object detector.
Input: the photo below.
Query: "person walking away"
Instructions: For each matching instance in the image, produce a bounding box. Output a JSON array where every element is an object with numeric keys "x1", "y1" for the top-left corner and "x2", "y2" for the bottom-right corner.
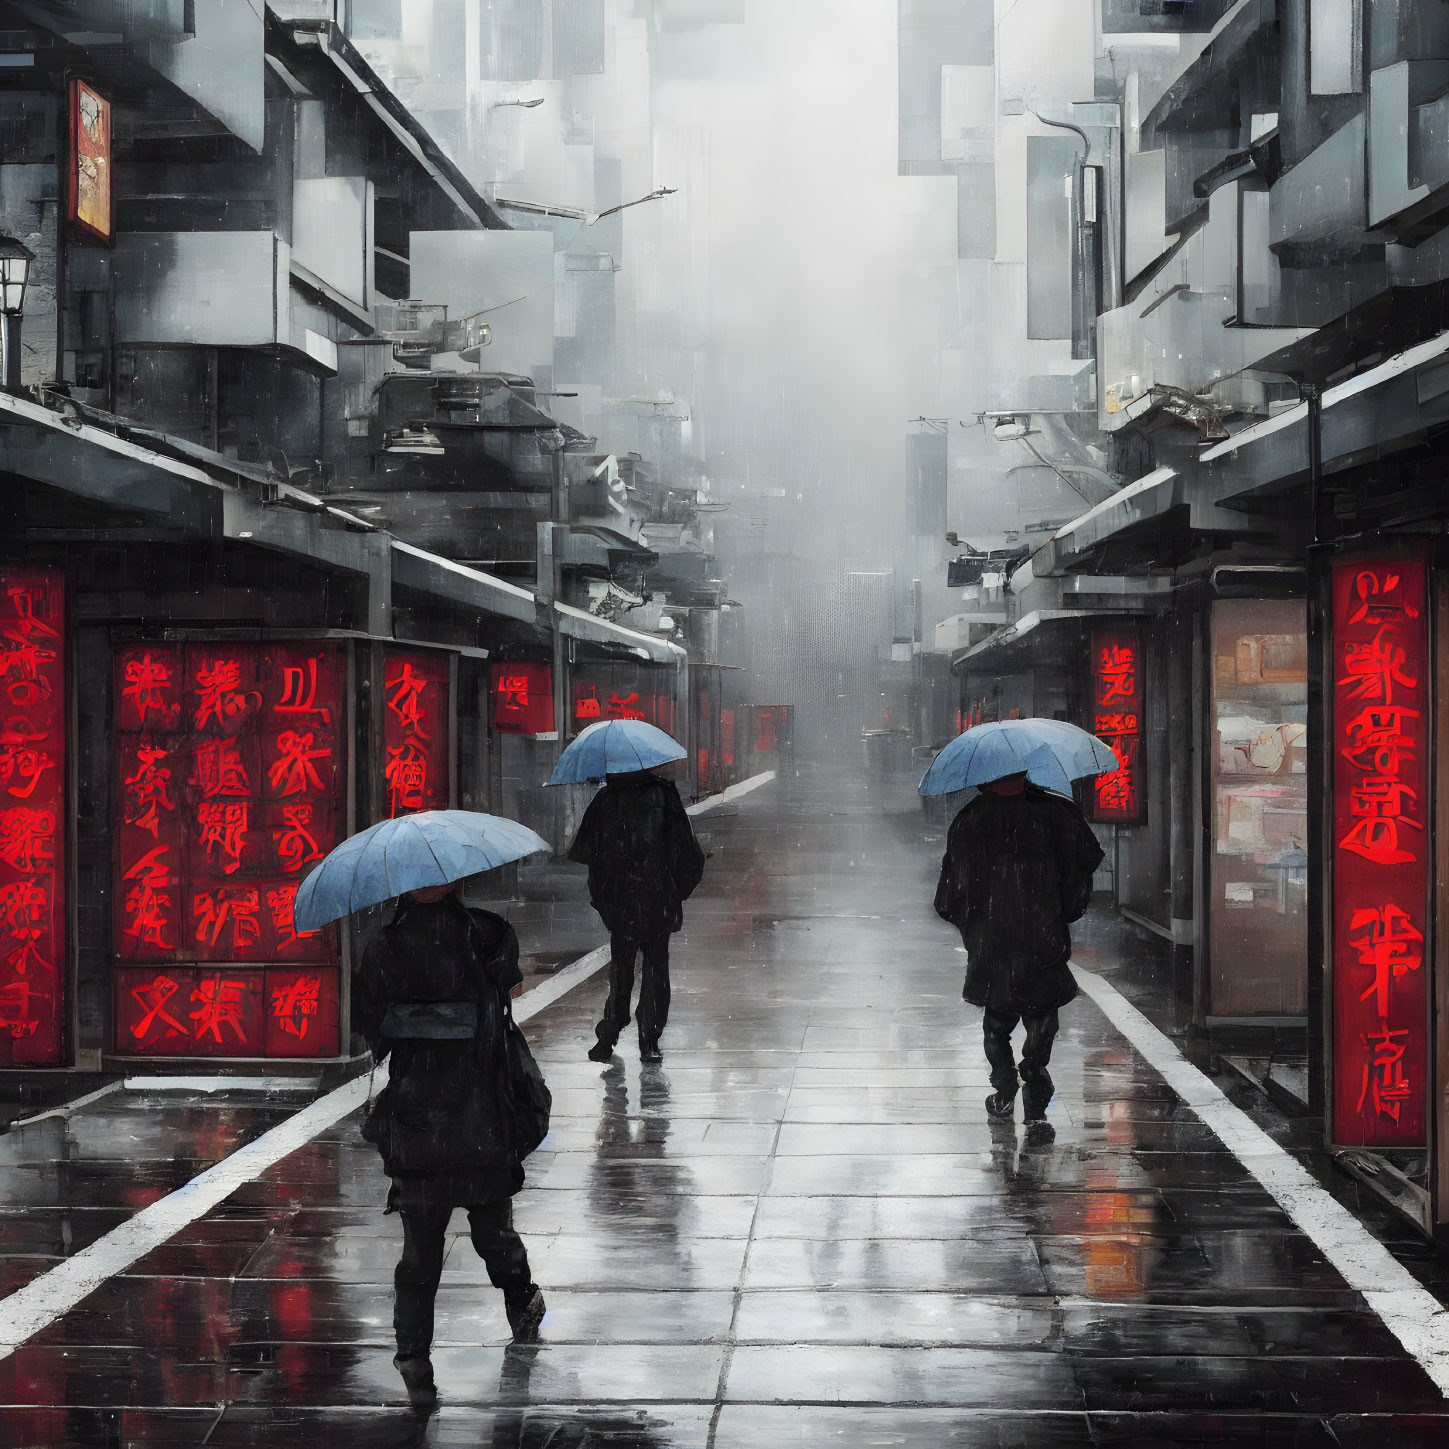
[
  {"x1": 355, "y1": 883, "x2": 548, "y2": 1408},
  {"x1": 568, "y1": 766, "x2": 706, "y2": 1063},
  {"x1": 933, "y1": 771, "x2": 1103, "y2": 1126}
]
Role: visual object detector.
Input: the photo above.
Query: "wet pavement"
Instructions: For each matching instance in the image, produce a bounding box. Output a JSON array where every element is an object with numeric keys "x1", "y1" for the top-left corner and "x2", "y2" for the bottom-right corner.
[{"x1": 3, "y1": 759, "x2": 1449, "y2": 1446}]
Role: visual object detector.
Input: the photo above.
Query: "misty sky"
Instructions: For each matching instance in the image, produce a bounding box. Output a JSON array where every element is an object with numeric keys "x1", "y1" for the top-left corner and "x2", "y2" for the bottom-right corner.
[{"x1": 639, "y1": 1, "x2": 960, "y2": 569}]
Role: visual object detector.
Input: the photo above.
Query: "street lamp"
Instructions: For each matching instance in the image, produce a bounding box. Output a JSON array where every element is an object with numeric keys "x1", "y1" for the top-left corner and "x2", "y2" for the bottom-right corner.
[
  {"x1": 0, "y1": 235, "x2": 34, "y2": 394},
  {"x1": 491, "y1": 186, "x2": 679, "y2": 227}
]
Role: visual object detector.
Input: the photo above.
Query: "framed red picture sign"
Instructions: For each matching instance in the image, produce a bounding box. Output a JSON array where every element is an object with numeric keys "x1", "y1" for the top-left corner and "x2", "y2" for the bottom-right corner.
[
  {"x1": 492, "y1": 660, "x2": 553, "y2": 736},
  {"x1": 113, "y1": 641, "x2": 347, "y2": 1057},
  {"x1": 1331, "y1": 553, "x2": 1429, "y2": 1147},
  {"x1": 382, "y1": 650, "x2": 451, "y2": 818},
  {"x1": 68, "y1": 79, "x2": 111, "y2": 241},
  {"x1": 0, "y1": 567, "x2": 67, "y2": 1066},
  {"x1": 1090, "y1": 625, "x2": 1144, "y2": 823}
]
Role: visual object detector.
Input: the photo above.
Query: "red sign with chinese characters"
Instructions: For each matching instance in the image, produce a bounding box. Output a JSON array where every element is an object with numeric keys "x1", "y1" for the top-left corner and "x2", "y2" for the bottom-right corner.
[
  {"x1": 383, "y1": 651, "x2": 450, "y2": 818},
  {"x1": 1331, "y1": 555, "x2": 1429, "y2": 1147},
  {"x1": 0, "y1": 568, "x2": 66, "y2": 1066},
  {"x1": 1090, "y1": 626, "x2": 1144, "y2": 823},
  {"x1": 113, "y1": 643, "x2": 346, "y2": 1057},
  {"x1": 574, "y1": 681, "x2": 649, "y2": 725},
  {"x1": 492, "y1": 661, "x2": 552, "y2": 736}
]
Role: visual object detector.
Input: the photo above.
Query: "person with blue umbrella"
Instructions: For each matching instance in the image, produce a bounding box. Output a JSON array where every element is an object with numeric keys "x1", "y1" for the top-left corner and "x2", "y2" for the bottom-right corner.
[
  {"x1": 293, "y1": 810, "x2": 554, "y2": 1408},
  {"x1": 923, "y1": 719, "x2": 1109, "y2": 1130},
  {"x1": 549, "y1": 720, "x2": 706, "y2": 1063}
]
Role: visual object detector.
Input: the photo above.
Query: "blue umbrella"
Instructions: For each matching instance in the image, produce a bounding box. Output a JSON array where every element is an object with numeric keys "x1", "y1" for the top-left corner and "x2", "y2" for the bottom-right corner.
[
  {"x1": 292, "y1": 809, "x2": 551, "y2": 932},
  {"x1": 545, "y1": 719, "x2": 686, "y2": 786},
  {"x1": 918, "y1": 718, "x2": 1122, "y2": 798}
]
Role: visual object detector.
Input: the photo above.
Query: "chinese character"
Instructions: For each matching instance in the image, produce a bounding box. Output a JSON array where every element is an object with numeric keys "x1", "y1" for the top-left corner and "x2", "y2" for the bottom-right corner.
[
  {"x1": 1349, "y1": 903, "x2": 1424, "y2": 1018},
  {"x1": 0, "y1": 807, "x2": 55, "y2": 873},
  {"x1": 1347, "y1": 569, "x2": 1420, "y2": 627},
  {"x1": 1096, "y1": 645, "x2": 1136, "y2": 705},
  {"x1": 267, "y1": 885, "x2": 314, "y2": 952},
  {"x1": 1357, "y1": 1026, "x2": 1413, "y2": 1122},
  {"x1": 0, "y1": 722, "x2": 55, "y2": 801},
  {"x1": 124, "y1": 743, "x2": 175, "y2": 835},
  {"x1": 271, "y1": 974, "x2": 321, "y2": 1039},
  {"x1": 0, "y1": 978, "x2": 47, "y2": 1038},
  {"x1": 128, "y1": 974, "x2": 186, "y2": 1040},
  {"x1": 193, "y1": 889, "x2": 261, "y2": 951},
  {"x1": 0, "y1": 587, "x2": 59, "y2": 708},
  {"x1": 386, "y1": 662, "x2": 432, "y2": 738},
  {"x1": 1339, "y1": 626, "x2": 1417, "y2": 706},
  {"x1": 190, "y1": 975, "x2": 250, "y2": 1043},
  {"x1": 607, "y1": 692, "x2": 646, "y2": 721},
  {"x1": 1094, "y1": 713, "x2": 1138, "y2": 735},
  {"x1": 0, "y1": 878, "x2": 50, "y2": 975},
  {"x1": 197, "y1": 801, "x2": 250, "y2": 875},
  {"x1": 1339, "y1": 815, "x2": 1419, "y2": 866},
  {"x1": 1095, "y1": 765, "x2": 1135, "y2": 815},
  {"x1": 277, "y1": 656, "x2": 332, "y2": 723},
  {"x1": 122, "y1": 844, "x2": 175, "y2": 951},
  {"x1": 575, "y1": 693, "x2": 601, "y2": 720},
  {"x1": 1341, "y1": 705, "x2": 1418, "y2": 776},
  {"x1": 121, "y1": 651, "x2": 173, "y2": 725},
  {"x1": 194, "y1": 657, "x2": 258, "y2": 731},
  {"x1": 193, "y1": 738, "x2": 250, "y2": 799},
  {"x1": 385, "y1": 739, "x2": 429, "y2": 816},
  {"x1": 268, "y1": 730, "x2": 329, "y2": 797},
  {"x1": 275, "y1": 803, "x2": 323, "y2": 872},
  {"x1": 499, "y1": 673, "x2": 530, "y2": 711}
]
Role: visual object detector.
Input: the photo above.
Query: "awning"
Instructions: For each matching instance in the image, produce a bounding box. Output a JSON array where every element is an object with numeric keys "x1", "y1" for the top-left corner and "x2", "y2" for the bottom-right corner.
[
  {"x1": 555, "y1": 602, "x2": 686, "y2": 664},
  {"x1": 1197, "y1": 328, "x2": 1449, "y2": 498},
  {"x1": 390, "y1": 541, "x2": 537, "y2": 624},
  {"x1": 1035, "y1": 467, "x2": 1182, "y2": 573}
]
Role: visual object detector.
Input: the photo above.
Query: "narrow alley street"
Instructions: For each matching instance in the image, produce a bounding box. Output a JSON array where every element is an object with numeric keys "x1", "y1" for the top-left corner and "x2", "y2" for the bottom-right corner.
[{"x1": 3, "y1": 761, "x2": 1448, "y2": 1447}]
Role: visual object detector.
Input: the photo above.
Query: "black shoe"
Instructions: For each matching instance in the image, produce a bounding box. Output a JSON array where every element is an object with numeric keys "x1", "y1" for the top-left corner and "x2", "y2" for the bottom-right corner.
[
  {"x1": 506, "y1": 1286, "x2": 546, "y2": 1342},
  {"x1": 393, "y1": 1353, "x2": 437, "y2": 1410},
  {"x1": 1024, "y1": 1119, "x2": 1056, "y2": 1144},
  {"x1": 639, "y1": 1039, "x2": 662, "y2": 1063},
  {"x1": 588, "y1": 1040, "x2": 615, "y2": 1063},
  {"x1": 984, "y1": 1091, "x2": 1016, "y2": 1119}
]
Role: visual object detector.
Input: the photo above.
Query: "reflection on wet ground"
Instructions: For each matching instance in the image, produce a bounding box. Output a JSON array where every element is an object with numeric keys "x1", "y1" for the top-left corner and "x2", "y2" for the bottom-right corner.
[{"x1": 2, "y1": 760, "x2": 1448, "y2": 1445}]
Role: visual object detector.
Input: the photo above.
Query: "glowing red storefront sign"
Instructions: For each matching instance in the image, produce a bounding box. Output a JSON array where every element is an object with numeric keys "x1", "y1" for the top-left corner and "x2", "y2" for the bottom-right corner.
[
  {"x1": 1090, "y1": 627, "x2": 1144, "y2": 823},
  {"x1": 0, "y1": 568, "x2": 66, "y2": 1066},
  {"x1": 574, "y1": 682, "x2": 648, "y2": 724},
  {"x1": 1332, "y1": 555, "x2": 1429, "y2": 1146},
  {"x1": 383, "y1": 651, "x2": 450, "y2": 818},
  {"x1": 492, "y1": 660, "x2": 553, "y2": 736},
  {"x1": 113, "y1": 643, "x2": 345, "y2": 1057}
]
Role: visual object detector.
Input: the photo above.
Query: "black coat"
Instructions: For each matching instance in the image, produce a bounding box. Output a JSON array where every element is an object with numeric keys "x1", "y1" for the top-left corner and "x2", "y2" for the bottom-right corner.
[
  {"x1": 567, "y1": 773, "x2": 705, "y2": 939},
  {"x1": 934, "y1": 785, "x2": 1104, "y2": 1013},
  {"x1": 355, "y1": 896, "x2": 526, "y2": 1207}
]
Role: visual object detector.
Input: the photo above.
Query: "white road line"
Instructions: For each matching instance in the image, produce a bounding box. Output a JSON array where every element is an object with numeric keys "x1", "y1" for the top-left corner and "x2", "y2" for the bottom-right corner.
[
  {"x1": 687, "y1": 769, "x2": 776, "y2": 816},
  {"x1": 0, "y1": 944, "x2": 614, "y2": 1362},
  {"x1": 7, "y1": 1080, "x2": 123, "y2": 1129},
  {"x1": 1074, "y1": 967, "x2": 1449, "y2": 1397}
]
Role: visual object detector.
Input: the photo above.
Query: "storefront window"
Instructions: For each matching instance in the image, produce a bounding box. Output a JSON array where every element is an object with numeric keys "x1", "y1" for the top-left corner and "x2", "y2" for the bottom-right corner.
[{"x1": 1208, "y1": 598, "x2": 1308, "y2": 1016}]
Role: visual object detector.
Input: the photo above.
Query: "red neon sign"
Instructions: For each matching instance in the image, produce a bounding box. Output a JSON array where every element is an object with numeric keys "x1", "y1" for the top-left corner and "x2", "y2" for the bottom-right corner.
[
  {"x1": 0, "y1": 568, "x2": 66, "y2": 1065},
  {"x1": 1331, "y1": 555, "x2": 1428, "y2": 1146},
  {"x1": 113, "y1": 643, "x2": 346, "y2": 1057},
  {"x1": 1090, "y1": 627, "x2": 1144, "y2": 823},
  {"x1": 382, "y1": 651, "x2": 450, "y2": 818},
  {"x1": 492, "y1": 660, "x2": 553, "y2": 736}
]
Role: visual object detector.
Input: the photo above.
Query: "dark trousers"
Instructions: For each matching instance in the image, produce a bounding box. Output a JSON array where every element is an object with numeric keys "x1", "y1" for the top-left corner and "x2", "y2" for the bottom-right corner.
[
  {"x1": 983, "y1": 1006, "x2": 1060, "y2": 1117},
  {"x1": 394, "y1": 1200, "x2": 533, "y2": 1358},
  {"x1": 595, "y1": 932, "x2": 671, "y2": 1050}
]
